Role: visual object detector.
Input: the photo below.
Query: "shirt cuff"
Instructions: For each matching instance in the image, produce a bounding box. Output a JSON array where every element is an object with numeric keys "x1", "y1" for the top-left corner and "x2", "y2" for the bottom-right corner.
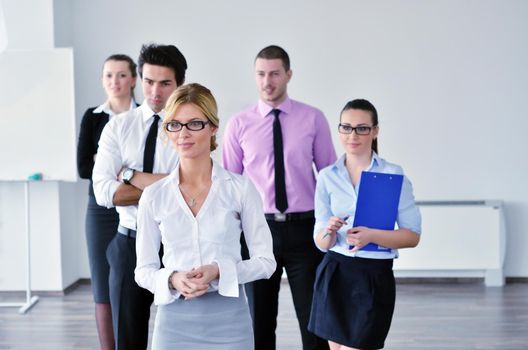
[
  {"x1": 213, "y1": 258, "x2": 239, "y2": 298},
  {"x1": 153, "y1": 268, "x2": 180, "y2": 305},
  {"x1": 96, "y1": 180, "x2": 121, "y2": 208}
]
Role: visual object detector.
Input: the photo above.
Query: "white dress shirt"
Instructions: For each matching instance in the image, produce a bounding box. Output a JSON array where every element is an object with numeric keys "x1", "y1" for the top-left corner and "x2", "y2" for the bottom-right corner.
[
  {"x1": 134, "y1": 160, "x2": 276, "y2": 305},
  {"x1": 92, "y1": 102, "x2": 179, "y2": 230},
  {"x1": 92, "y1": 99, "x2": 137, "y2": 119}
]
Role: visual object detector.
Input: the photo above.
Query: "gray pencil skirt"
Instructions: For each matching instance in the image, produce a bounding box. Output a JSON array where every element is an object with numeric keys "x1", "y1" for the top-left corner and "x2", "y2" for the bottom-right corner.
[
  {"x1": 152, "y1": 286, "x2": 253, "y2": 350},
  {"x1": 85, "y1": 194, "x2": 118, "y2": 303}
]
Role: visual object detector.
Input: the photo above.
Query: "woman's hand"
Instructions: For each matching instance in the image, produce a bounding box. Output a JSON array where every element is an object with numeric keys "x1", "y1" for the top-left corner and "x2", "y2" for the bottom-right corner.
[
  {"x1": 169, "y1": 271, "x2": 209, "y2": 300},
  {"x1": 322, "y1": 216, "x2": 348, "y2": 239},
  {"x1": 347, "y1": 226, "x2": 372, "y2": 252},
  {"x1": 186, "y1": 263, "x2": 220, "y2": 286},
  {"x1": 315, "y1": 216, "x2": 349, "y2": 251}
]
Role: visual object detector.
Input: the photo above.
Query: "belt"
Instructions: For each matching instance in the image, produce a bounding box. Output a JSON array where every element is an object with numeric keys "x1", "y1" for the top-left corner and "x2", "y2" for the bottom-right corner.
[
  {"x1": 264, "y1": 210, "x2": 314, "y2": 222},
  {"x1": 117, "y1": 224, "x2": 137, "y2": 238}
]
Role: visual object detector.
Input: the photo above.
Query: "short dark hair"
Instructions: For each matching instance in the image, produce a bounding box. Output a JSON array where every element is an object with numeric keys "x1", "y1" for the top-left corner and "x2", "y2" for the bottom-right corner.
[
  {"x1": 137, "y1": 44, "x2": 187, "y2": 86},
  {"x1": 255, "y1": 45, "x2": 290, "y2": 71},
  {"x1": 341, "y1": 99, "x2": 379, "y2": 154}
]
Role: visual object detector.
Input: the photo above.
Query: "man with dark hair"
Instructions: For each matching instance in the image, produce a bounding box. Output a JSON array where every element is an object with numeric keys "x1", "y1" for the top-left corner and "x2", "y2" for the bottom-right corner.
[
  {"x1": 93, "y1": 43, "x2": 187, "y2": 350},
  {"x1": 137, "y1": 43, "x2": 187, "y2": 86},
  {"x1": 255, "y1": 45, "x2": 290, "y2": 70},
  {"x1": 222, "y1": 45, "x2": 336, "y2": 350}
]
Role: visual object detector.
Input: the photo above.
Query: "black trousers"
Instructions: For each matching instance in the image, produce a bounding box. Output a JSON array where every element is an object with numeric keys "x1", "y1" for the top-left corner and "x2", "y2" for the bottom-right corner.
[
  {"x1": 106, "y1": 233, "x2": 153, "y2": 350},
  {"x1": 243, "y1": 218, "x2": 329, "y2": 350}
]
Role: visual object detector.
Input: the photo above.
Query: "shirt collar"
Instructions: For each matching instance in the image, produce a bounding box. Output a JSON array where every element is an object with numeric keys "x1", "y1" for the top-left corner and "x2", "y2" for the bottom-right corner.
[
  {"x1": 257, "y1": 96, "x2": 292, "y2": 118},
  {"x1": 170, "y1": 159, "x2": 232, "y2": 185},
  {"x1": 333, "y1": 151, "x2": 381, "y2": 173},
  {"x1": 93, "y1": 100, "x2": 137, "y2": 116},
  {"x1": 140, "y1": 102, "x2": 165, "y2": 122},
  {"x1": 369, "y1": 152, "x2": 381, "y2": 170}
]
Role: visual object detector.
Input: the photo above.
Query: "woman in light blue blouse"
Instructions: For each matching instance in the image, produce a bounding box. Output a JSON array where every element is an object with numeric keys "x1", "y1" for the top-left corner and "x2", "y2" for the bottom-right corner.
[{"x1": 308, "y1": 99, "x2": 421, "y2": 350}]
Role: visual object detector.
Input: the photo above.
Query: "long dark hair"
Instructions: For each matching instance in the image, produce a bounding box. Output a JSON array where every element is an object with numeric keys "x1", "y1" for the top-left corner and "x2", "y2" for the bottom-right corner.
[{"x1": 340, "y1": 99, "x2": 379, "y2": 154}]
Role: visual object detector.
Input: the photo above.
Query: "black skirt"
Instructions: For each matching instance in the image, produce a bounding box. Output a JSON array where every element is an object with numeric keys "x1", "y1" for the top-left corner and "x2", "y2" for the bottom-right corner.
[{"x1": 308, "y1": 251, "x2": 395, "y2": 349}]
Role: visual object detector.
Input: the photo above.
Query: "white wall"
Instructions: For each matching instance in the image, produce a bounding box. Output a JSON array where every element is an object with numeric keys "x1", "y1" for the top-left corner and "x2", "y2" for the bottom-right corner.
[
  {"x1": 1, "y1": 0, "x2": 527, "y2": 292},
  {"x1": 52, "y1": 0, "x2": 90, "y2": 287},
  {"x1": 0, "y1": 0, "x2": 53, "y2": 49},
  {"x1": 68, "y1": 0, "x2": 528, "y2": 277}
]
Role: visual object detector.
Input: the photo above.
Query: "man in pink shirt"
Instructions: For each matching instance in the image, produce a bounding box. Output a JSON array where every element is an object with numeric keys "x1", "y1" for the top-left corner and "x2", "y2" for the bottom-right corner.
[{"x1": 222, "y1": 45, "x2": 336, "y2": 350}]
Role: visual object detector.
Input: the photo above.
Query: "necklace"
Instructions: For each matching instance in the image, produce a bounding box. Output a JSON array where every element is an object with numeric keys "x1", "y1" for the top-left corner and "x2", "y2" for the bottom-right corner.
[{"x1": 179, "y1": 184, "x2": 209, "y2": 208}]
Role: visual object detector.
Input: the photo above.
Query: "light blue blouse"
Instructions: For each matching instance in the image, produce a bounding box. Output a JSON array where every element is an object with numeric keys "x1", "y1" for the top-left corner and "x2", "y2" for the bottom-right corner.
[{"x1": 314, "y1": 153, "x2": 421, "y2": 259}]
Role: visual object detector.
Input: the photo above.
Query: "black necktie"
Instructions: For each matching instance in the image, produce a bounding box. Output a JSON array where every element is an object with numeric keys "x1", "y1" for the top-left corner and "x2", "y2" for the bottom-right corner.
[
  {"x1": 272, "y1": 109, "x2": 288, "y2": 213},
  {"x1": 143, "y1": 114, "x2": 160, "y2": 173}
]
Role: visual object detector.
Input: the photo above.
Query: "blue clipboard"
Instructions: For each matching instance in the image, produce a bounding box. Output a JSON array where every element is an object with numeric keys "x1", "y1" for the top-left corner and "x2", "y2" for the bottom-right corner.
[{"x1": 350, "y1": 171, "x2": 403, "y2": 251}]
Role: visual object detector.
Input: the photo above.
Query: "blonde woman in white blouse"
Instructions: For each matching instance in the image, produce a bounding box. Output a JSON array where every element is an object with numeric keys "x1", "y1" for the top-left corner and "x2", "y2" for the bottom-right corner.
[{"x1": 134, "y1": 83, "x2": 276, "y2": 349}]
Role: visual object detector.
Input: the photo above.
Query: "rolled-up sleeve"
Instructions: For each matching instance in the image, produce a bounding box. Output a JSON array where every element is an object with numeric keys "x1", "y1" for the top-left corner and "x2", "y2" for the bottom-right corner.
[
  {"x1": 313, "y1": 111, "x2": 337, "y2": 171},
  {"x1": 221, "y1": 117, "x2": 244, "y2": 175},
  {"x1": 135, "y1": 187, "x2": 179, "y2": 305},
  {"x1": 92, "y1": 120, "x2": 122, "y2": 208},
  {"x1": 392, "y1": 165, "x2": 422, "y2": 234},
  {"x1": 397, "y1": 169, "x2": 422, "y2": 234},
  {"x1": 313, "y1": 172, "x2": 333, "y2": 252},
  {"x1": 216, "y1": 177, "x2": 276, "y2": 297}
]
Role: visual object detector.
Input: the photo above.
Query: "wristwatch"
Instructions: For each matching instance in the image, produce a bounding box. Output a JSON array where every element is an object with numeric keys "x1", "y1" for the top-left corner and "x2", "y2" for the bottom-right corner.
[{"x1": 122, "y1": 168, "x2": 135, "y2": 185}]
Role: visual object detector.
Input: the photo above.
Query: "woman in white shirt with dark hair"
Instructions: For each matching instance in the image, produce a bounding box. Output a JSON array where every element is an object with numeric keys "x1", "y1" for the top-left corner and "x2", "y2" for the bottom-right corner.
[{"x1": 134, "y1": 83, "x2": 276, "y2": 349}]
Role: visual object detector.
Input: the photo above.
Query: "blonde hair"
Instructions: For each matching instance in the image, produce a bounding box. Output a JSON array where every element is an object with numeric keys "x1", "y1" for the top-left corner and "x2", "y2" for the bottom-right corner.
[{"x1": 163, "y1": 83, "x2": 219, "y2": 151}]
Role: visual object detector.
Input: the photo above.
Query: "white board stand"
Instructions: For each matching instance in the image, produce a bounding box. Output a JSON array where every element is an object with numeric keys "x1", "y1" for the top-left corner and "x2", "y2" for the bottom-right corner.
[{"x1": 0, "y1": 181, "x2": 39, "y2": 313}]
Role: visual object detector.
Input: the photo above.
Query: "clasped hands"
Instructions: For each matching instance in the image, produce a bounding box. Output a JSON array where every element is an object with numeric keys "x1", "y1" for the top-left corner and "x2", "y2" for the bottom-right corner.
[
  {"x1": 169, "y1": 263, "x2": 219, "y2": 300},
  {"x1": 324, "y1": 216, "x2": 372, "y2": 252}
]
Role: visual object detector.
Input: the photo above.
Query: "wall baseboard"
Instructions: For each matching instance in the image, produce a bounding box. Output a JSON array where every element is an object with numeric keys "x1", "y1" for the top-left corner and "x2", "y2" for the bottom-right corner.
[
  {"x1": 2, "y1": 277, "x2": 528, "y2": 298},
  {"x1": 395, "y1": 277, "x2": 483, "y2": 284}
]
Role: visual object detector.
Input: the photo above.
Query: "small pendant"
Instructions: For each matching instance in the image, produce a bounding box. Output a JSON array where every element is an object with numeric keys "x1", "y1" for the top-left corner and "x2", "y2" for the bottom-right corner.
[{"x1": 188, "y1": 198, "x2": 196, "y2": 207}]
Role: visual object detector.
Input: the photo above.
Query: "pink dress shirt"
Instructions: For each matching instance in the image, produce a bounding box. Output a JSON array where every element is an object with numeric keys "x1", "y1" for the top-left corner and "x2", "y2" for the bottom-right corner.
[{"x1": 222, "y1": 97, "x2": 337, "y2": 214}]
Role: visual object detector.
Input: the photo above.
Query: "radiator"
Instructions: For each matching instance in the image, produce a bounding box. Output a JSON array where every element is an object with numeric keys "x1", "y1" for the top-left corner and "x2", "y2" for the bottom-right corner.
[{"x1": 393, "y1": 200, "x2": 506, "y2": 286}]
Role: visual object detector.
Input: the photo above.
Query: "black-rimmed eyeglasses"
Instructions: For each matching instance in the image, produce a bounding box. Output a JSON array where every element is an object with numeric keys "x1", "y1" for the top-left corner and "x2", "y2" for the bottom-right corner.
[
  {"x1": 165, "y1": 120, "x2": 210, "y2": 132},
  {"x1": 338, "y1": 124, "x2": 375, "y2": 135}
]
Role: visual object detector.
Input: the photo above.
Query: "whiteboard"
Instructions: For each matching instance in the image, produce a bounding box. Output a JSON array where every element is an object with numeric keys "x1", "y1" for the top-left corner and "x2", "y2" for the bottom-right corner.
[{"x1": 0, "y1": 48, "x2": 77, "y2": 181}]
